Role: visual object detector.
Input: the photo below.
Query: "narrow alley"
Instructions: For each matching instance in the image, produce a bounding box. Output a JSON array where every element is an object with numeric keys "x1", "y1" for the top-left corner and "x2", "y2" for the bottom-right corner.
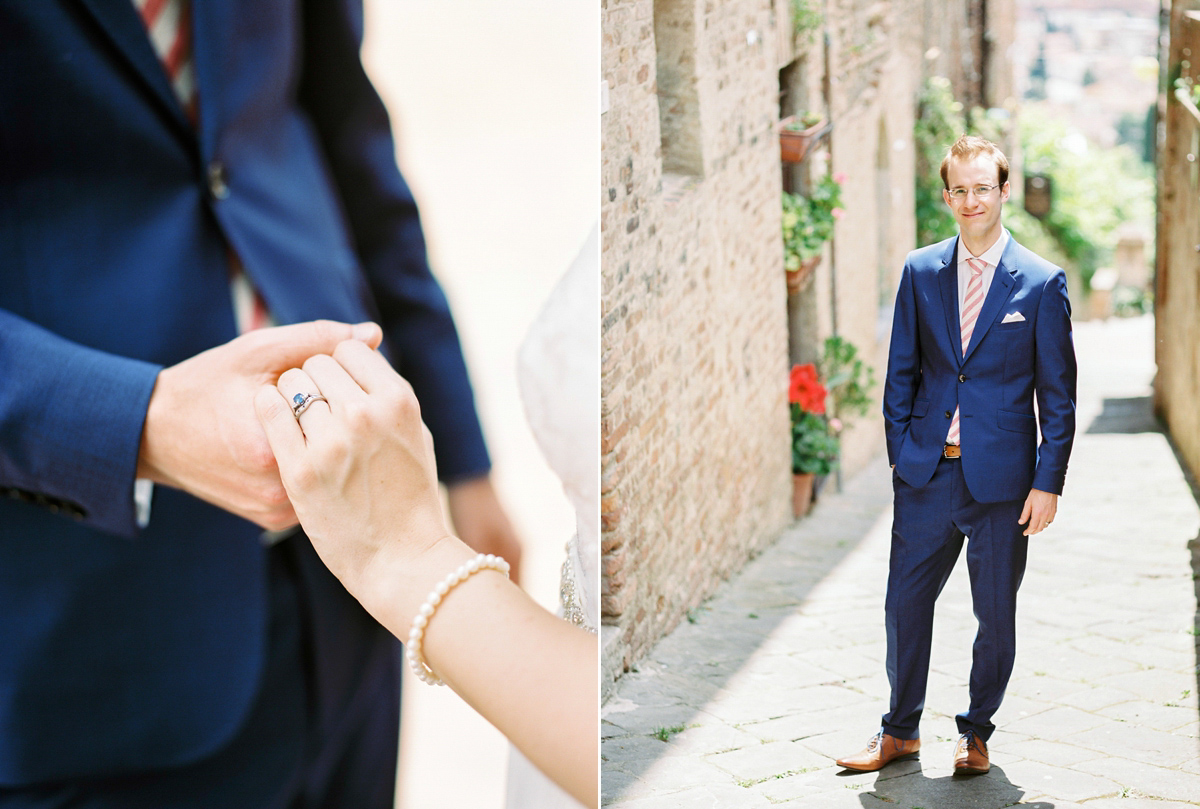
[{"x1": 602, "y1": 315, "x2": 1200, "y2": 808}]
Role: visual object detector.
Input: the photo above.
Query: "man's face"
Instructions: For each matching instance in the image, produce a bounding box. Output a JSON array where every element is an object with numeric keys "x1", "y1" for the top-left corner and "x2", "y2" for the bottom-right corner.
[{"x1": 942, "y1": 154, "x2": 1010, "y2": 246}]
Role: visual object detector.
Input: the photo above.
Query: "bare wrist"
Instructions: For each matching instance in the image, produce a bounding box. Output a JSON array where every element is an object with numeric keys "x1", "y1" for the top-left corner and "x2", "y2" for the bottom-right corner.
[
  {"x1": 355, "y1": 533, "x2": 475, "y2": 633},
  {"x1": 135, "y1": 369, "x2": 171, "y2": 485}
]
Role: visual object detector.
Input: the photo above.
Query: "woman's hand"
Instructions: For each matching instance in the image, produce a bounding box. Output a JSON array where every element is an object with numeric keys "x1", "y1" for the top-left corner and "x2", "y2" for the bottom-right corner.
[
  {"x1": 254, "y1": 338, "x2": 597, "y2": 808},
  {"x1": 253, "y1": 339, "x2": 452, "y2": 604}
]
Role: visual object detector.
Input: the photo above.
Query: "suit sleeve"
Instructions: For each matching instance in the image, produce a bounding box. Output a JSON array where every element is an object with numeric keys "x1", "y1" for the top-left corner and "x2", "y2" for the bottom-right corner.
[
  {"x1": 295, "y1": 0, "x2": 490, "y2": 483},
  {"x1": 882, "y1": 260, "x2": 921, "y2": 467},
  {"x1": 0, "y1": 309, "x2": 160, "y2": 537},
  {"x1": 1031, "y1": 269, "x2": 1076, "y2": 495}
]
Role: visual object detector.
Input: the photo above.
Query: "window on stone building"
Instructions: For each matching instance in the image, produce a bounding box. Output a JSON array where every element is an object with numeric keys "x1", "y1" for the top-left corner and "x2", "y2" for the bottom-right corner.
[{"x1": 654, "y1": 0, "x2": 703, "y2": 178}]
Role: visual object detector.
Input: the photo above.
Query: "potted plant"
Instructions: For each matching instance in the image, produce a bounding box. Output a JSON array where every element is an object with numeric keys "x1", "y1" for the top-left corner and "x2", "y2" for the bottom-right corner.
[
  {"x1": 779, "y1": 111, "x2": 826, "y2": 163},
  {"x1": 788, "y1": 338, "x2": 877, "y2": 517},
  {"x1": 781, "y1": 172, "x2": 845, "y2": 292},
  {"x1": 789, "y1": 362, "x2": 839, "y2": 518},
  {"x1": 814, "y1": 335, "x2": 877, "y2": 497}
]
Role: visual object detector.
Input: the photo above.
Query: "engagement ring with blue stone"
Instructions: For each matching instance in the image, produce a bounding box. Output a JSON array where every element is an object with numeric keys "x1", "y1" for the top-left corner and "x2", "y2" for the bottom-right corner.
[{"x1": 290, "y1": 391, "x2": 327, "y2": 418}]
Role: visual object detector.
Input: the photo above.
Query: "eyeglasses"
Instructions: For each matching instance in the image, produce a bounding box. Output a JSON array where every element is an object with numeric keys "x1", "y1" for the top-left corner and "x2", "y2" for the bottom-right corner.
[{"x1": 946, "y1": 184, "x2": 1001, "y2": 201}]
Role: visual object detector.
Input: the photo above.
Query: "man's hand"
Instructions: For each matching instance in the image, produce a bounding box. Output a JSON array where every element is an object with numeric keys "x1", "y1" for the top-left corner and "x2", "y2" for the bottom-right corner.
[
  {"x1": 1019, "y1": 488, "x2": 1058, "y2": 536},
  {"x1": 137, "y1": 320, "x2": 383, "y2": 530},
  {"x1": 446, "y1": 476, "x2": 523, "y2": 585}
]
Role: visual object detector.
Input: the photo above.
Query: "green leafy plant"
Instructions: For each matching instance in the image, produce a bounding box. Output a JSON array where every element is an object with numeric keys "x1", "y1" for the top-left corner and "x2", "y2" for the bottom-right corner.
[
  {"x1": 818, "y1": 336, "x2": 876, "y2": 422},
  {"x1": 914, "y1": 76, "x2": 963, "y2": 247},
  {"x1": 790, "y1": 0, "x2": 822, "y2": 43},
  {"x1": 652, "y1": 724, "x2": 687, "y2": 742},
  {"x1": 792, "y1": 411, "x2": 839, "y2": 475},
  {"x1": 781, "y1": 173, "x2": 844, "y2": 273},
  {"x1": 783, "y1": 110, "x2": 824, "y2": 131}
]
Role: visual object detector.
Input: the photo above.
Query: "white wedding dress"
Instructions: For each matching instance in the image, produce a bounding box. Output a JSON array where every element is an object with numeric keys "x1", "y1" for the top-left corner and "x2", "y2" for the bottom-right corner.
[{"x1": 504, "y1": 226, "x2": 599, "y2": 809}]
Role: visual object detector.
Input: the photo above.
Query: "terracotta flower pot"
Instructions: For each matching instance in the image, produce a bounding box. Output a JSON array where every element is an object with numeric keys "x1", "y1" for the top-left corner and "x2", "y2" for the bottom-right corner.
[
  {"x1": 779, "y1": 116, "x2": 826, "y2": 163},
  {"x1": 786, "y1": 254, "x2": 821, "y2": 294},
  {"x1": 793, "y1": 472, "x2": 815, "y2": 518}
]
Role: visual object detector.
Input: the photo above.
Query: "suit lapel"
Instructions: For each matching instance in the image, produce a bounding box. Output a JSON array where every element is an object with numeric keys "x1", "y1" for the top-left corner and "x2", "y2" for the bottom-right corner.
[
  {"x1": 962, "y1": 236, "x2": 1018, "y2": 363},
  {"x1": 938, "y1": 238, "x2": 964, "y2": 365},
  {"x1": 190, "y1": 0, "x2": 235, "y2": 162},
  {"x1": 74, "y1": 0, "x2": 194, "y2": 139}
]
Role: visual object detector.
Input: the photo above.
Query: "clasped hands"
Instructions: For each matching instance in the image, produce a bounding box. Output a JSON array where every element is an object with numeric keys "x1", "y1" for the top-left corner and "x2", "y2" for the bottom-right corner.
[{"x1": 136, "y1": 321, "x2": 521, "y2": 582}]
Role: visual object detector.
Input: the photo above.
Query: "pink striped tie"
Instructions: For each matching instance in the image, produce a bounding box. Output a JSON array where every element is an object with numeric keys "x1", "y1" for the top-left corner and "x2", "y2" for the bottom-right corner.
[
  {"x1": 133, "y1": 0, "x2": 197, "y2": 124},
  {"x1": 946, "y1": 257, "x2": 987, "y2": 446},
  {"x1": 133, "y1": 0, "x2": 273, "y2": 334}
]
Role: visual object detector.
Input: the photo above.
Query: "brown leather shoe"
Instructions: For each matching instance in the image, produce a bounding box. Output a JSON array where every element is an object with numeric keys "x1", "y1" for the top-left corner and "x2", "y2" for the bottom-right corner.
[
  {"x1": 953, "y1": 730, "x2": 989, "y2": 774},
  {"x1": 836, "y1": 731, "x2": 920, "y2": 772}
]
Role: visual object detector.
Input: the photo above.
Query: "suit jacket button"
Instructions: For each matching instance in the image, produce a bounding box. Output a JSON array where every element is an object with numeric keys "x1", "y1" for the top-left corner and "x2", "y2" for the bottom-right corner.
[
  {"x1": 207, "y1": 162, "x2": 230, "y2": 200},
  {"x1": 958, "y1": 374, "x2": 966, "y2": 383},
  {"x1": 945, "y1": 410, "x2": 952, "y2": 418}
]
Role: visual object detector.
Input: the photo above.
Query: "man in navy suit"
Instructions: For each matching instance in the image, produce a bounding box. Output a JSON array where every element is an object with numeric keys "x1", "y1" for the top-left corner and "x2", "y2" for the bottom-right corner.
[
  {"x1": 0, "y1": 2, "x2": 520, "y2": 806},
  {"x1": 837, "y1": 135, "x2": 1076, "y2": 775}
]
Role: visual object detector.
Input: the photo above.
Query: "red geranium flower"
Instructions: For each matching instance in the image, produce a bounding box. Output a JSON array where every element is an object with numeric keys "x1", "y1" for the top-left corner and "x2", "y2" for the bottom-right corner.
[{"x1": 789, "y1": 363, "x2": 827, "y2": 414}]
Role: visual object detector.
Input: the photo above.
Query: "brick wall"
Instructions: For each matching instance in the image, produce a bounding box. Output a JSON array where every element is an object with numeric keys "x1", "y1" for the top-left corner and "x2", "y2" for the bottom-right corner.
[{"x1": 601, "y1": 0, "x2": 793, "y2": 684}]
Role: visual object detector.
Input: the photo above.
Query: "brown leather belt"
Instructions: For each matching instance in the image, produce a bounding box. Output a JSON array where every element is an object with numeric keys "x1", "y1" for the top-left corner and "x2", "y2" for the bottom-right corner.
[{"x1": 943, "y1": 444, "x2": 961, "y2": 459}]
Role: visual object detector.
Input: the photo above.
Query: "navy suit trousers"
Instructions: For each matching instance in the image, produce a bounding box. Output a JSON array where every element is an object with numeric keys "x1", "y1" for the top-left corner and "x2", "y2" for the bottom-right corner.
[
  {"x1": 0, "y1": 536, "x2": 400, "y2": 809},
  {"x1": 882, "y1": 457, "x2": 1029, "y2": 742}
]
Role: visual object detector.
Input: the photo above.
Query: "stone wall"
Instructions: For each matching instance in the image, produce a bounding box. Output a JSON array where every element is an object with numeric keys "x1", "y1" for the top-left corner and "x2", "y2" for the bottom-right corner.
[{"x1": 1154, "y1": 2, "x2": 1200, "y2": 482}]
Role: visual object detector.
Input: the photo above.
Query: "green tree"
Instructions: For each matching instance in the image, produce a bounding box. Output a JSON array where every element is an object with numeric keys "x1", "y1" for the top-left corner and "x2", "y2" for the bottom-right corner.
[{"x1": 1020, "y1": 113, "x2": 1154, "y2": 288}]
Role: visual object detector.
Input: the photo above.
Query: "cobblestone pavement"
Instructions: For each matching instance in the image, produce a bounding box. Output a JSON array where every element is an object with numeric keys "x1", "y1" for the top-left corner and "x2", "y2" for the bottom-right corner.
[{"x1": 601, "y1": 315, "x2": 1200, "y2": 808}]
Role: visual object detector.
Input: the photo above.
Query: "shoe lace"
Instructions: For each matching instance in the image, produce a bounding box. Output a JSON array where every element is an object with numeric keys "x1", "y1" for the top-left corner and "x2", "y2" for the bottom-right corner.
[
  {"x1": 959, "y1": 730, "x2": 980, "y2": 752},
  {"x1": 866, "y1": 730, "x2": 884, "y2": 752}
]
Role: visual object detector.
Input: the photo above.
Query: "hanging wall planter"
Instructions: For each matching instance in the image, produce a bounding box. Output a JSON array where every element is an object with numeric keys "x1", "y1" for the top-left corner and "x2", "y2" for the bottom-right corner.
[
  {"x1": 779, "y1": 115, "x2": 826, "y2": 163},
  {"x1": 785, "y1": 254, "x2": 821, "y2": 294}
]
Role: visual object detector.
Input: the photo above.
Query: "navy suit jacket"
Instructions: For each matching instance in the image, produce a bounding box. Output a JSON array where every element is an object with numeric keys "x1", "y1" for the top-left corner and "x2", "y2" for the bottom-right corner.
[
  {"x1": 0, "y1": 1, "x2": 488, "y2": 783},
  {"x1": 883, "y1": 232, "x2": 1077, "y2": 503}
]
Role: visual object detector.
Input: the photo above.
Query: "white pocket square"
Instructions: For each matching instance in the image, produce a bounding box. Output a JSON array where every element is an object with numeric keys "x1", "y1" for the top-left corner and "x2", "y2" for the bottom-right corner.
[{"x1": 1001, "y1": 311, "x2": 1026, "y2": 324}]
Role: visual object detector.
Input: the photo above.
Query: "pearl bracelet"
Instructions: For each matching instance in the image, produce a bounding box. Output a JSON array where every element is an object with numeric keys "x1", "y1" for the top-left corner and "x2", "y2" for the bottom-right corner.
[{"x1": 406, "y1": 553, "x2": 511, "y2": 686}]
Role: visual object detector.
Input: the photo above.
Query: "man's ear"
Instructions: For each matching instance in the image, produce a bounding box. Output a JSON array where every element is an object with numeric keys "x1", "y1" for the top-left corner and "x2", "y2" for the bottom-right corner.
[{"x1": 1000, "y1": 181, "x2": 1011, "y2": 202}]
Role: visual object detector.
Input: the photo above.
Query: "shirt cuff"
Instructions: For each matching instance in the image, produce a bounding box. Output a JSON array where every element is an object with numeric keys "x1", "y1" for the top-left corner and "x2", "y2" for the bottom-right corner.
[{"x1": 134, "y1": 478, "x2": 154, "y2": 529}]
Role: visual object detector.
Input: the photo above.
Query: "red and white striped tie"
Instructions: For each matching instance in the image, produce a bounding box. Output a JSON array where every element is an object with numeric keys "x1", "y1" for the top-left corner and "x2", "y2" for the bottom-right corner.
[
  {"x1": 133, "y1": 0, "x2": 197, "y2": 123},
  {"x1": 946, "y1": 257, "x2": 987, "y2": 446},
  {"x1": 133, "y1": 0, "x2": 273, "y2": 334}
]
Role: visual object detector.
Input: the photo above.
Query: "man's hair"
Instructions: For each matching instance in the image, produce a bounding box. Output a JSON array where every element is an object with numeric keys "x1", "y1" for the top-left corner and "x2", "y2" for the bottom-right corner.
[{"x1": 940, "y1": 135, "x2": 1009, "y2": 189}]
